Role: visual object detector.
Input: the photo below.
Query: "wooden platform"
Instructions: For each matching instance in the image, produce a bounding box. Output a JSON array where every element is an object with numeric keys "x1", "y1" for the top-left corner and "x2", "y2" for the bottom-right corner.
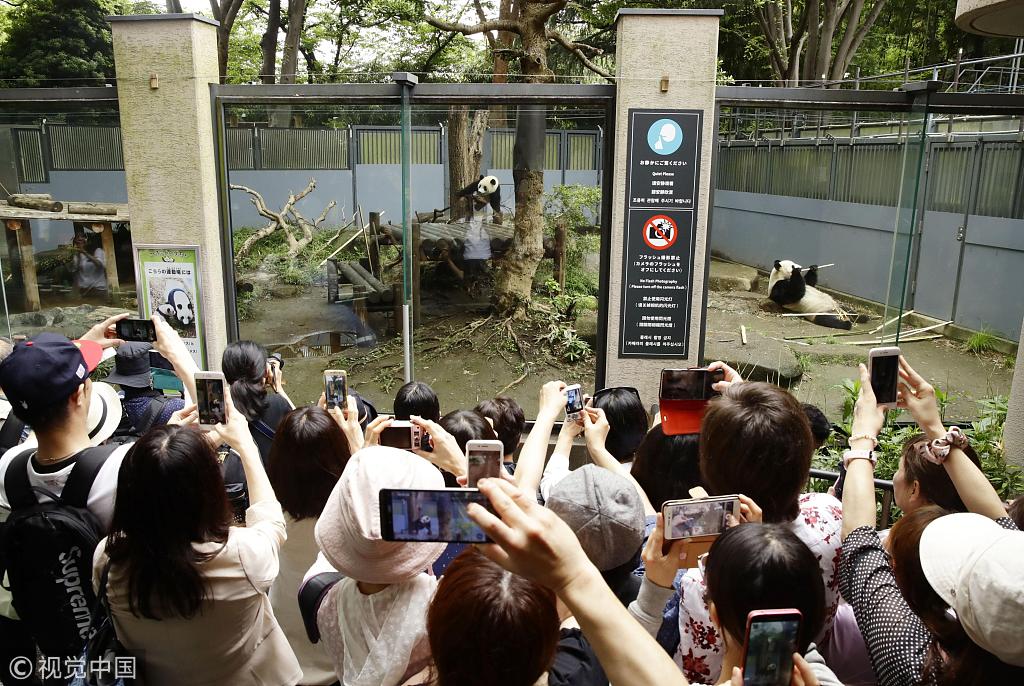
[{"x1": 0, "y1": 201, "x2": 130, "y2": 223}]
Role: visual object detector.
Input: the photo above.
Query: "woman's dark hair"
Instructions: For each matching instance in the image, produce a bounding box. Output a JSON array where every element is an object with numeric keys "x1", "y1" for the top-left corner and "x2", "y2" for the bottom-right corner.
[
  {"x1": 427, "y1": 548, "x2": 559, "y2": 686},
  {"x1": 700, "y1": 382, "x2": 813, "y2": 522},
  {"x1": 901, "y1": 434, "x2": 981, "y2": 512},
  {"x1": 440, "y1": 409, "x2": 497, "y2": 453},
  {"x1": 630, "y1": 426, "x2": 703, "y2": 509},
  {"x1": 592, "y1": 388, "x2": 648, "y2": 463},
  {"x1": 105, "y1": 425, "x2": 231, "y2": 620},
  {"x1": 704, "y1": 523, "x2": 825, "y2": 654},
  {"x1": 889, "y1": 505, "x2": 1023, "y2": 686},
  {"x1": 801, "y1": 403, "x2": 832, "y2": 448},
  {"x1": 221, "y1": 340, "x2": 269, "y2": 421},
  {"x1": 474, "y1": 396, "x2": 525, "y2": 457},
  {"x1": 267, "y1": 407, "x2": 351, "y2": 520},
  {"x1": 394, "y1": 381, "x2": 441, "y2": 422}
]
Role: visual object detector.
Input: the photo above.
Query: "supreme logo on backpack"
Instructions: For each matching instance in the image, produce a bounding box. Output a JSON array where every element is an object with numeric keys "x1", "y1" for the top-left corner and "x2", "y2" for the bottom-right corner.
[{"x1": 0, "y1": 445, "x2": 117, "y2": 657}]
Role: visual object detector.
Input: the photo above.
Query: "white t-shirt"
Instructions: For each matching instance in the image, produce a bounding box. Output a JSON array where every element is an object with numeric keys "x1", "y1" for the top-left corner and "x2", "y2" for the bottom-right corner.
[
  {"x1": 75, "y1": 248, "x2": 107, "y2": 291},
  {"x1": 0, "y1": 442, "x2": 129, "y2": 532},
  {"x1": 463, "y1": 215, "x2": 492, "y2": 260}
]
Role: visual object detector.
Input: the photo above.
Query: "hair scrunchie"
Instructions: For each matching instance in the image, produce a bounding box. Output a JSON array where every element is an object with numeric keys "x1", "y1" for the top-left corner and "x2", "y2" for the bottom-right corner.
[{"x1": 916, "y1": 426, "x2": 969, "y2": 465}]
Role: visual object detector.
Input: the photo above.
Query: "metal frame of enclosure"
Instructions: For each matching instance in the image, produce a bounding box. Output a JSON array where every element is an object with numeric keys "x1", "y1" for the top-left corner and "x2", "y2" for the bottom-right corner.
[{"x1": 4, "y1": 82, "x2": 1024, "y2": 387}]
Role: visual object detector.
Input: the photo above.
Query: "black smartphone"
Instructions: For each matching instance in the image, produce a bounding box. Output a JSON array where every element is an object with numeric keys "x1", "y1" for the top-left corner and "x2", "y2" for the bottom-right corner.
[
  {"x1": 659, "y1": 368, "x2": 725, "y2": 401},
  {"x1": 379, "y1": 488, "x2": 491, "y2": 543},
  {"x1": 833, "y1": 460, "x2": 848, "y2": 500},
  {"x1": 195, "y1": 372, "x2": 227, "y2": 428},
  {"x1": 116, "y1": 318, "x2": 157, "y2": 343},
  {"x1": 742, "y1": 609, "x2": 802, "y2": 686}
]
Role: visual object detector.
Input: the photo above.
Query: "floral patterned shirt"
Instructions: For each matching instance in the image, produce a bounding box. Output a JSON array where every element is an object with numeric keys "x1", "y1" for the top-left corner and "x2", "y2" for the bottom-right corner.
[{"x1": 674, "y1": 492, "x2": 844, "y2": 684}]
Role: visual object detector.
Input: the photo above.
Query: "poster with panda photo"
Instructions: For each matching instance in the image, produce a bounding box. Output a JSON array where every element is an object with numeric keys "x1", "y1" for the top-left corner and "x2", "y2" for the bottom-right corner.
[{"x1": 133, "y1": 245, "x2": 207, "y2": 368}]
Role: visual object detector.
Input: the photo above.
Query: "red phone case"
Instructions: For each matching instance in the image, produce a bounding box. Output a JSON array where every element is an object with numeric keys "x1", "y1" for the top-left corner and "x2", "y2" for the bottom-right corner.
[{"x1": 660, "y1": 399, "x2": 709, "y2": 436}]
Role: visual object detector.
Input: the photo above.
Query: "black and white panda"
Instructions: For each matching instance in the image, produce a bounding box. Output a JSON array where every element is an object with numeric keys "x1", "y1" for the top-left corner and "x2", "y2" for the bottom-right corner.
[
  {"x1": 157, "y1": 283, "x2": 196, "y2": 328},
  {"x1": 456, "y1": 174, "x2": 502, "y2": 217},
  {"x1": 767, "y1": 259, "x2": 859, "y2": 330}
]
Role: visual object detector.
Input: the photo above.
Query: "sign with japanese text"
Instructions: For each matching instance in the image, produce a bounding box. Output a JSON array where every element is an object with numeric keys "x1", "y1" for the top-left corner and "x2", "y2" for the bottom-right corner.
[
  {"x1": 619, "y1": 109, "x2": 703, "y2": 358},
  {"x1": 133, "y1": 244, "x2": 207, "y2": 368}
]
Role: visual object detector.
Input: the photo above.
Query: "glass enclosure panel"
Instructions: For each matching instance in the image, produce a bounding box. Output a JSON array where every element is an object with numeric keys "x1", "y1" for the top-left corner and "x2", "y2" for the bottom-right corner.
[
  {"x1": 405, "y1": 103, "x2": 606, "y2": 415},
  {"x1": 223, "y1": 103, "x2": 409, "y2": 412},
  {"x1": 710, "y1": 104, "x2": 1012, "y2": 421},
  {"x1": 0, "y1": 101, "x2": 135, "y2": 341}
]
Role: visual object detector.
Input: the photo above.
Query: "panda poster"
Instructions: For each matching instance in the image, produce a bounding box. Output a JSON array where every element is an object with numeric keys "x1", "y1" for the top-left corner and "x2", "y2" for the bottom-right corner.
[{"x1": 133, "y1": 245, "x2": 207, "y2": 368}]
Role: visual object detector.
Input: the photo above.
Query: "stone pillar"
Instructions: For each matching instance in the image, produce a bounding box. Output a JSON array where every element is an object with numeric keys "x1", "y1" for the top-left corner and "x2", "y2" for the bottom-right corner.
[
  {"x1": 1005, "y1": 319, "x2": 1024, "y2": 467},
  {"x1": 109, "y1": 14, "x2": 226, "y2": 369},
  {"x1": 604, "y1": 9, "x2": 721, "y2": 404}
]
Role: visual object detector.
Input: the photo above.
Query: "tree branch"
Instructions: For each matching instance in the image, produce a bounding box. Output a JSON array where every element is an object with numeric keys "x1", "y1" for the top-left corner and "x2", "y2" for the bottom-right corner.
[
  {"x1": 422, "y1": 31, "x2": 460, "y2": 73},
  {"x1": 546, "y1": 29, "x2": 612, "y2": 80},
  {"x1": 473, "y1": 0, "x2": 498, "y2": 49},
  {"x1": 535, "y1": 0, "x2": 567, "y2": 22},
  {"x1": 423, "y1": 14, "x2": 523, "y2": 37}
]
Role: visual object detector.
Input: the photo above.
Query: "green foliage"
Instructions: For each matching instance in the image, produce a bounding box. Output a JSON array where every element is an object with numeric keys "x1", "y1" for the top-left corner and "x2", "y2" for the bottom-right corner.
[
  {"x1": 544, "y1": 184, "x2": 602, "y2": 297},
  {"x1": 539, "y1": 279, "x2": 592, "y2": 364},
  {"x1": 964, "y1": 328, "x2": 997, "y2": 354},
  {"x1": 0, "y1": 0, "x2": 123, "y2": 87}
]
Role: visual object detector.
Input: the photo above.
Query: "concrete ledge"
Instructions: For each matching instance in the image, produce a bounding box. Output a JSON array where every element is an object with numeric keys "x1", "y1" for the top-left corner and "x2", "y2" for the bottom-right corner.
[
  {"x1": 108, "y1": 13, "x2": 219, "y2": 27},
  {"x1": 956, "y1": 0, "x2": 1024, "y2": 36},
  {"x1": 616, "y1": 9, "x2": 725, "y2": 19}
]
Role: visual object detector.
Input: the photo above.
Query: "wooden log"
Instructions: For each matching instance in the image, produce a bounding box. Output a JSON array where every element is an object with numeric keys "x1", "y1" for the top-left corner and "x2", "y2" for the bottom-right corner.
[
  {"x1": 10, "y1": 193, "x2": 52, "y2": 199},
  {"x1": 66, "y1": 202, "x2": 120, "y2": 216},
  {"x1": 15, "y1": 220, "x2": 40, "y2": 311},
  {"x1": 9, "y1": 194, "x2": 63, "y2": 213},
  {"x1": 554, "y1": 220, "x2": 567, "y2": 289},
  {"x1": 336, "y1": 261, "x2": 380, "y2": 304},
  {"x1": 95, "y1": 222, "x2": 120, "y2": 294},
  {"x1": 367, "y1": 211, "x2": 382, "y2": 278},
  {"x1": 350, "y1": 262, "x2": 393, "y2": 303},
  {"x1": 412, "y1": 223, "x2": 422, "y2": 325}
]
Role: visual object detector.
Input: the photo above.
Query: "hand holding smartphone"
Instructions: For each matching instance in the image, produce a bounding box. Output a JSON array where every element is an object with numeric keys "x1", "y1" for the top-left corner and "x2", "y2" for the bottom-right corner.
[
  {"x1": 115, "y1": 318, "x2": 157, "y2": 343},
  {"x1": 868, "y1": 347, "x2": 900, "y2": 408},
  {"x1": 564, "y1": 384, "x2": 584, "y2": 422},
  {"x1": 659, "y1": 368, "x2": 725, "y2": 436},
  {"x1": 661, "y1": 495, "x2": 739, "y2": 568},
  {"x1": 324, "y1": 369, "x2": 347, "y2": 409},
  {"x1": 742, "y1": 609, "x2": 802, "y2": 686},
  {"x1": 195, "y1": 371, "x2": 227, "y2": 429},
  {"x1": 380, "y1": 420, "x2": 423, "y2": 450}
]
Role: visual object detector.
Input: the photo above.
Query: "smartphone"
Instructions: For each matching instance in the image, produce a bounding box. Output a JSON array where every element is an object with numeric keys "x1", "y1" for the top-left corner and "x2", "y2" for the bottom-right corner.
[
  {"x1": 868, "y1": 347, "x2": 901, "y2": 408},
  {"x1": 659, "y1": 368, "x2": 724, "y2": 401},
  {"x1": 324, "y1": 369, "x2": 347, "y2": 409},
  {"x1": 564, "y1": 384, "x2": 584, "y2": 421},
  {"x1": 115, "y1": 318, "x2": 157, "y2": 343},
  {"x1": 466, "y1": 439, "x2": 503, "y2": 487},
  {"x1": 380, "y1": 420, "x2": 422, "y2": 450},
  {"x1": 662, "y1": 495, "x2": 740, "y2": 541},
  {"x1": 742, "y1": 609, "x2": 802, "y2": 686},
  {"x1": 195, "y1": 371, "x2": 227, "y2": 429},
  {"x1": 379, "y1": 488, "x2": 491, "y2": 543}
]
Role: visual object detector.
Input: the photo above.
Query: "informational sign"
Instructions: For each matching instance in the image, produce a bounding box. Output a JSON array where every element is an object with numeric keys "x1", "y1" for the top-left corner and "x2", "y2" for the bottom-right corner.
[
  {"x1": 133, "y1": 244, "x2": 207, "y2": 368},
  {"x1": 619, "y1": 109, "x2": 703, "y2": 358}
]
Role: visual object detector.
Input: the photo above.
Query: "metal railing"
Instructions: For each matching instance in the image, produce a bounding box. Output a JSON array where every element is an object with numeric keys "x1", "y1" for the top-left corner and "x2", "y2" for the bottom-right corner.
[{"x1": 810, "y1": 468, "x2": 897, "y2": 529}]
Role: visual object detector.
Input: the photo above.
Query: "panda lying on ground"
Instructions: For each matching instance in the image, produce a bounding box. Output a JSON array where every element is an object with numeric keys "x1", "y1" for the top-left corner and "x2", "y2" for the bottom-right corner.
[{"x1": 767, "y1": 259, "x2": 864, "y2": 330}]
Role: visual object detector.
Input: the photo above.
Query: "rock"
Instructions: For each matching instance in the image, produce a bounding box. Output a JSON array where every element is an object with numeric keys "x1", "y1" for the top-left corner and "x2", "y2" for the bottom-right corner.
[
  {"x1": 706, "y1": 328, "x2": 803, "y2": 382},
  {"x1": 575, "y1": 310, "x2": 598, "y2": 349},
  {"x1": 709, "y1": 260, "x2": 760, "y2": 292},
  {"x1": 11, "y1": 311, "x2": 48, "y2": 327}
]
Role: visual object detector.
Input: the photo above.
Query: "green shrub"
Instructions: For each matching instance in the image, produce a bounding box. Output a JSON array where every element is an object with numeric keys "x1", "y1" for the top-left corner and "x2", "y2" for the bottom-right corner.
[{"x1": 964, "y1": 328, "x2": 997, "y2": 354}]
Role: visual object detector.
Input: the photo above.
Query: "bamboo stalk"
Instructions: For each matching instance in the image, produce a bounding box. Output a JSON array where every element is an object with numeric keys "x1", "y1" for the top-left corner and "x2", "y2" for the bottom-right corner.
[
  {"x1": 740, "y1": 325, "x2": 748, "y2": 345},
  {"x1": 848, "y1": 334, "x2": 942, "y2": 345},
  {"x1": 867, "y1": 310, "x2": 915, "y2": 335}
]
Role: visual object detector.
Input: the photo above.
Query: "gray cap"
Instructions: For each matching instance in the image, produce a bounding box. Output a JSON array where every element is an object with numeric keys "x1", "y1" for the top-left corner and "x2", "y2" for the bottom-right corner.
[{"x1": 546, "y1": 464, "x2": 646, "y2": 571}]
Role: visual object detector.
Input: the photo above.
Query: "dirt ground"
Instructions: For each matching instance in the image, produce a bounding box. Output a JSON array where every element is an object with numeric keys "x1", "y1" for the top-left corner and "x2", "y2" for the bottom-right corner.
[{"x1": 240, "y1": 271, "x2": 1014, "y2": 422}]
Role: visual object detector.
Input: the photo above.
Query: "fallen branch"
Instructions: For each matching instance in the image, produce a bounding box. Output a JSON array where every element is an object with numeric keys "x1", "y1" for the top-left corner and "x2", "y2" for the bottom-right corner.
[
  {"x1": 498, "y1": 369, "x2": 529, "y2": 394},
  {"x1": 848, "y1": 334, "x2": 942, "y2": 345}
]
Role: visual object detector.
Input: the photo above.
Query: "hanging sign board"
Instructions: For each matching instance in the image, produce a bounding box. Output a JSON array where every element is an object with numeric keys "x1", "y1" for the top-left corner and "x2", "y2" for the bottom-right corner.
[
  {"x1": 133, "y1": 244, "x2": 207, "y2": 368},
  {"x1": 618, "y1": 109, "x2": 703, "y2": 358}
]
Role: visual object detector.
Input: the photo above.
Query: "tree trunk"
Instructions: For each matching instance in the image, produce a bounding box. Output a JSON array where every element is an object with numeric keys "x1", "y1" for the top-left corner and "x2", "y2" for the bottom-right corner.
[
  {"x1": 267, "y1": 0, "x2": 306, "y2": 127},
  {"x1": 260, "y1": 0, "x2": 281, "y2": 85},
  {"x1": 166, "y1": 0, "x2": 183, "y2": 12},
  {"x1": 491, "y1": 9, "x2": 552, "y2": 319},
  {"x1": 217, "y1": 24, "x2": 230, "y2": 81},
  {"x1": 448, "y1": 106, "x2": 489, "y2": 220}
]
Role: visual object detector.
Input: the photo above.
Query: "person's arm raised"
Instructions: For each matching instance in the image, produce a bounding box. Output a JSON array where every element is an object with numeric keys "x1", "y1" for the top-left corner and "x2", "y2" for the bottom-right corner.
[
  {"x1": 411, "y1": 416, "x2": 466, "y2": 480},
  {"x1": 468, "y1": 478, "x2": 689, "y2": 686},
  {"x1": 898, "y1": 357, "x2": 1008, "y2": 520},
  {"x1": 582, "y1": 407, "x2": 656, "y2": 516},
  {"x1": 151, "y1": 314, "x2": 199, "y2": 404},
  {"x1": 211, "y1": 386, "x2": 276, "y2": 507},
  {"x1": 513, "y1": 380, "x2": 567, "y2": 494},
  {"x1": 842, "y1": 364, "x2": 886, "y2": 539},
  {"x1": 79, "y1": 311, "x2": 128, "y2": 350}
]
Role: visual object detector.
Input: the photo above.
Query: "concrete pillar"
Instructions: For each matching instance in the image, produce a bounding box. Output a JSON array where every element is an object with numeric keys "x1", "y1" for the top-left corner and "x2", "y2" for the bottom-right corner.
[
  {"x1": 604, "y1": 9, "x2": 721, "y2": 404},
  {"x1": 109, "y1": 14, "x2": 225, "y2": 369},
  {"x1": 1005, "y1": 318, "x2": 1024, "y2": 466}
]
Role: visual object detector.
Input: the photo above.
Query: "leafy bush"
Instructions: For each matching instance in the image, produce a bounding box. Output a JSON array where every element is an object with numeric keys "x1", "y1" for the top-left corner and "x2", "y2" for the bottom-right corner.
[
  {"x1": 543, "y1": 185, "x2": 601, "y2": 297},
  {"x1": 964, "y1": 327, "x2": 997, "y2": 354}
]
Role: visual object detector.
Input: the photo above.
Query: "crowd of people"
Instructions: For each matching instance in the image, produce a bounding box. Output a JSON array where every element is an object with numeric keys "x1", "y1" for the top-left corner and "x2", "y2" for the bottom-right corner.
[{"x1": 0, "y1": 311, "x2": 1022, "y2": 686}]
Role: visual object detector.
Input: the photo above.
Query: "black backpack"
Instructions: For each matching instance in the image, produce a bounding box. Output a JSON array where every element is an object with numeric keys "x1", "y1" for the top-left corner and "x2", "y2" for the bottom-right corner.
[{"x1": 0, "y1": 445, "x2": 119, "y2": 657}]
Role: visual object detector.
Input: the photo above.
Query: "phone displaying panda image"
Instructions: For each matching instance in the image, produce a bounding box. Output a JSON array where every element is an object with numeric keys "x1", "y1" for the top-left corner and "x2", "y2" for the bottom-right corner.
[{"x1": 116, "y1": 318, "x2": 157, "y2": 343}]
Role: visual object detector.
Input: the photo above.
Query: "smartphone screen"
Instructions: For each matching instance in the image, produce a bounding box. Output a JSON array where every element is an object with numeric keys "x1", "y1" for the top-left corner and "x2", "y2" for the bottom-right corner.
[
  {"x1": 466, "y1": 441, "x2": 503, "y2": 487},
  {"x1": 116, "y1": 318, "x2": 157, "y2": 343},
  {"x1": 565, "y1": 385, "x2": 584, "y2": 415},
  {"x1": 324, "y1": 370, "x2": 347, "y2": 409},
  {"x1": 196, "y1": 376, "x2": 226, "y2": 426},
  {"x1": 380, "y1": 488, "x2": 491, "y2": 543},
  {"x1": 663, "y1": 497, "x2": 737, "y2": 540},
  {"x1": 660, "y1": 369, "x2": 723, "y2": 401},
  {"x1": 743, "y1": 616, "x2": 800, "y2": 685},
  {"x1": 870, "y1": 353, "x2": 900, "y2": 404},
  {"x1": 380, "y1": 424, "x2": 415, "y2": 450}
]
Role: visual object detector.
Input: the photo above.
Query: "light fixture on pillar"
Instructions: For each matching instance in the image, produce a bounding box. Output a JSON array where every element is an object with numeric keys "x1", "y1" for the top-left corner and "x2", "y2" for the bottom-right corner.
[
  {"x1": 90, "y1": 223, "x2": 106, "y2": 233},
  {"x1": 660, "y1": 76, "x2": 670, "y2": 92},
  {"x1": 4, "y1": 219, "x2": 22, "y2": 232},
  {"x1": 149, "y1": 73, "x2": 159, "y2": 90}
]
